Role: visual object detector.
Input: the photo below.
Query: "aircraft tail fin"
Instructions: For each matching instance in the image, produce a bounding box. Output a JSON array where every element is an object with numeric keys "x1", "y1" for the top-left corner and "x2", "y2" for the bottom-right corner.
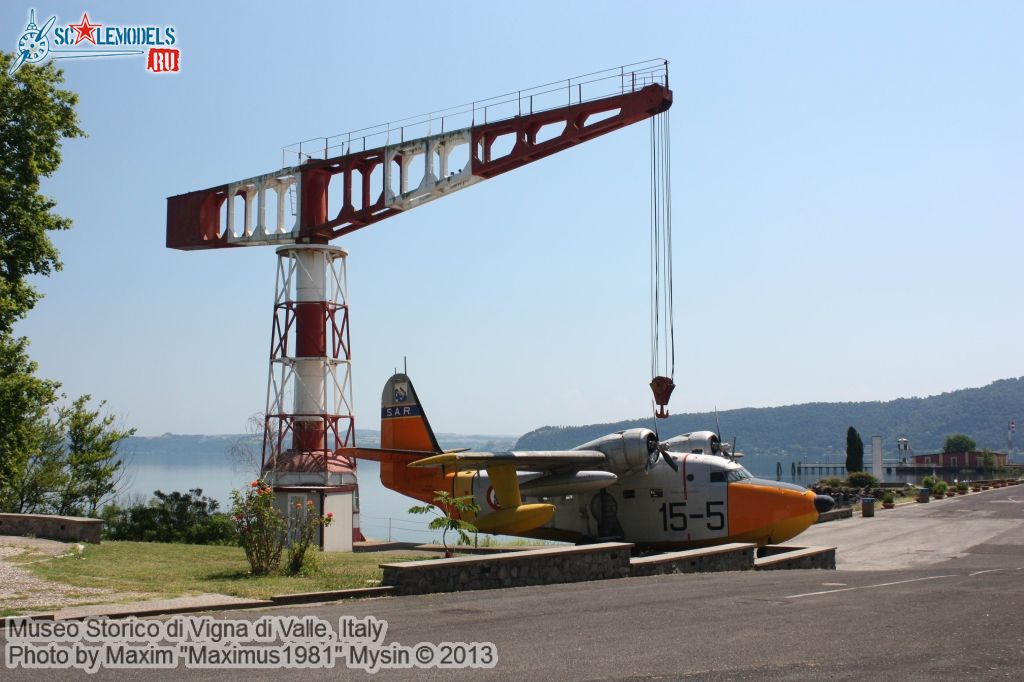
[{"x1": 381, "y1": 373, "x2": 442, "y2": 454}]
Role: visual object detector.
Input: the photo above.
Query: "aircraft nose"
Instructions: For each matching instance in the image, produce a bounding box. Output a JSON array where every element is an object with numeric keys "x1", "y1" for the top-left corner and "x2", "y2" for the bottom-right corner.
[{"x1": 814, "y1": 494, "x2": 835, "y2": 514}]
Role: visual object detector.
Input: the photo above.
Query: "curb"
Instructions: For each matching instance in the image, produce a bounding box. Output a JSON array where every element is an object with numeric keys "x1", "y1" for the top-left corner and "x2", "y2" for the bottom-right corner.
[
  {"x1": 1, "y1": 585, "x2": 399, "y2": 627},
  {"x1": 270, "y1": 586, "x2": 394, "y2": 605}
]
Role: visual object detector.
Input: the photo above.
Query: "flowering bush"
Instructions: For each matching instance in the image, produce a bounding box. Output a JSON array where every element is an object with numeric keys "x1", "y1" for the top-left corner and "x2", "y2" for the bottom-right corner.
[
  {"x1": 286, "y1": 499, "x2": 334, "y2": 576},
  {"x1": 230, "y1": 479, "x2": 285, "y2": 575}
]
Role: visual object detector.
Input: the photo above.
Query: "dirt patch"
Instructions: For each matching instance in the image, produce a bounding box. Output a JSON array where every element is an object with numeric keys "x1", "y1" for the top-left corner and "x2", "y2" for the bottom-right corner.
[{"x1": 0, "y1": 543, "x2": 146, "y2": 613}]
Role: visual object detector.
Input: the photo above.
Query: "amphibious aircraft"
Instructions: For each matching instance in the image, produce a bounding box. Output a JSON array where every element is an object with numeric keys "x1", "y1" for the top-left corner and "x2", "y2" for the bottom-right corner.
[{"x1": 347, "y1": 374, "x2": 835, "y2": 549}]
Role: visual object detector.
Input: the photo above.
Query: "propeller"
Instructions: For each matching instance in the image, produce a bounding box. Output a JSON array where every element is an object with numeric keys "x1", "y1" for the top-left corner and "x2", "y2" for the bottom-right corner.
[
  {"x1": 646, "y1": 403, "x2": 679, "y2": 473},
  {"x1": 37, "y1": 14, "x2": 57, "y2": 41}
]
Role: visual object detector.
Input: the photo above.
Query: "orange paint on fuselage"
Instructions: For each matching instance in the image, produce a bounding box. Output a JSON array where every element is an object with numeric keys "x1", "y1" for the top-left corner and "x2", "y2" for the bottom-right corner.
[{"x1": 726, "y1": 482, "x2": 819, "y2": 546}]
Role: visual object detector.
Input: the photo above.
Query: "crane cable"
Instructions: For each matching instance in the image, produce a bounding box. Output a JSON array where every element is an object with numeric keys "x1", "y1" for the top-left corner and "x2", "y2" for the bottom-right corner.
[{"x1": 650, "y1": 109, "x2": 675, "y2": 417}]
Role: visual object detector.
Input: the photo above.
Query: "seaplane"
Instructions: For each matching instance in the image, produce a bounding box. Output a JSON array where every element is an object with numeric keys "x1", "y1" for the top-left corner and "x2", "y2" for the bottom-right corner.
[{"x1": 348, "y1": 373, "x2": 835, "y2": 549}]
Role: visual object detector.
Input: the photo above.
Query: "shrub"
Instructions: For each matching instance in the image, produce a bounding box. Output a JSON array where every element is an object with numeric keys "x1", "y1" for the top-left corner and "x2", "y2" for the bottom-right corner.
[
  {"x1": 882, "y1": 492, "x2": 895, "y2": 504},
  {"x1": 845, "y1": 471, "x2": 879, "y2": 489},
  {"x1": 932, "y1": 481, "x2": 949, "y2": 495},
  {"x1": 956, "y1": 482, "x2": 969, "y2": 492},
  {"x1": 101, "y1": 489, "x2": 237, "y2": 545},
  {"x1": 409, "y1": 490, "x2": 480, "y2": 556},
  {"x1": 818, "y1": 477, "x2": 843, "y2": 488},
  {"x1": 921, "y1": 474, "x2": 940, "y2": 490},
  {"x1": 285, "y1": 499, "x2": 334, "y2": 576},
  {"x1": 231, "y1": 479, "x2": 285, "y2": 575}
]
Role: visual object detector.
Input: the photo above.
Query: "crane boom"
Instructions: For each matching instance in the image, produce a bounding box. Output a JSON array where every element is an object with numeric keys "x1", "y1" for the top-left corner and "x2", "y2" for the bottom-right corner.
[{"x1": 166, "y1": 62, "x2": 672, "y2": 250}]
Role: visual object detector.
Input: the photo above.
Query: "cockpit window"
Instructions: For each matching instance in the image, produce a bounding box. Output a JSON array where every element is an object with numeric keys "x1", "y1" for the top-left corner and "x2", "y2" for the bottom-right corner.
[
  {"x1": 709, "y1": 471, "x2": 726, "y2": 483},
  {"x1": 726, "y1": 467, "x2": 753, "y2": 482}
]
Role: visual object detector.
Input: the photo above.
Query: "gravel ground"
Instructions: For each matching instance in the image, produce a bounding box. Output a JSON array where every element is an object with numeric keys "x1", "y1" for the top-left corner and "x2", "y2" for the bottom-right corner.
[{"x1": 0, "y1": 540, "x2": 144, "y2": 612}]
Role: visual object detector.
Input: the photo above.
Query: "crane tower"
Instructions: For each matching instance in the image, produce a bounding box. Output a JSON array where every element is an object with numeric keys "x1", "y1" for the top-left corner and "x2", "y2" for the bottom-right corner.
[{"x1": 166, "y1": 60, "x2": 673, "y2": 549}]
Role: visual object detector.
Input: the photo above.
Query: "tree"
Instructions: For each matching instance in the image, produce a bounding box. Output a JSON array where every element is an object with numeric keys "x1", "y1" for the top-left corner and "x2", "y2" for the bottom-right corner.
[
  {"x1": 409, "y1": 491, "x2": 480, "y2": 557},
  {"x1": 0, "y1": 53, "x2": 84, "y2": 512},
  {"x1": 0, "y1": 338, "x2": 60, "y2": 511},
  {"x1": 845, "y1": 426, "x2": 864, "y2": 473},
  {"x1": 0, "y1": 52, "x2": 84, "y2": 332},
  {"x1": 942, "y1": 434, "x2": 976, "y2": 454},
  {"x1": 52, "y1": 396, "x2": 135, "y2": 517}
]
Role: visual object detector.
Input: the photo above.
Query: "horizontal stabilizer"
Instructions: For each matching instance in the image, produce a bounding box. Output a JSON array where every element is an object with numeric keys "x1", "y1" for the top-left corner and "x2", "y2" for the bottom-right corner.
[
  {"x1": 409, "y1": 450, "x2": 606, "y2": 471},
  {"x1": 342, "y1": 446, "x2": 472, "y2": 462}
]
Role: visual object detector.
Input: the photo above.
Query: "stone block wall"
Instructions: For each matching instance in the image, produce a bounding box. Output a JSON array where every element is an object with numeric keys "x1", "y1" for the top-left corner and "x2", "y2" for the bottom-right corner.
[
  {"x1": 754, "y1": 546, "x2": 836, "y2": 570},
  {"x1": 380, "y1": 542, "x2": 633, "y2": 596},
  {"x1": 629, "y1": 543, "x2": 756, "y2": 577},
  {"x1": 0, "y1": 514, "x2": 102, "y2": 543}
]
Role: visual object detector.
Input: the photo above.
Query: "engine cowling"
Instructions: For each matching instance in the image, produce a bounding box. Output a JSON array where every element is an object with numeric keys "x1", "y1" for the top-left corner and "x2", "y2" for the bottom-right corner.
[
  {"x1": 662, "y1": 430, "x2": 721, "y2": 456},
  {"x1": 574, "y1": 428, "x2": 658, "y2": 475}
]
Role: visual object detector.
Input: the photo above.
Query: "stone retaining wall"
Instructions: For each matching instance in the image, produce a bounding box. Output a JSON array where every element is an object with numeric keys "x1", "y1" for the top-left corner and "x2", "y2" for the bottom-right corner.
[
  {"x1": 630, "y1": 543, "x2": 756, "y2": 577},
  {"x1": 754, "y1": 545, "x2": 836, "y2": 570},
  {"x1": 380, "y1": 542, "x2": 633, "y2": 596},
  {"x1": 815, "y1": 507, "x2": 853, "y2": 524},
  {"x1": 0, "y1": 513, "x2": 101, "y2": 543}
]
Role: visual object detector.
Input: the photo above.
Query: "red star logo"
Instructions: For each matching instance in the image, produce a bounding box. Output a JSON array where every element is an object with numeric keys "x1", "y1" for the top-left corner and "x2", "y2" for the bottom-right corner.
[{"x1": 68, "y1": 12, "x2": 102, "y2": 45}]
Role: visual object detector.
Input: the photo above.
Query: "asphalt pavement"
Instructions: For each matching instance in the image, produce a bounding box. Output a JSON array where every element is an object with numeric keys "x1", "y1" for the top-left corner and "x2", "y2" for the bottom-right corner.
[{"x1": 4, "y1": 485, "x2": 1023, "y2": 680}]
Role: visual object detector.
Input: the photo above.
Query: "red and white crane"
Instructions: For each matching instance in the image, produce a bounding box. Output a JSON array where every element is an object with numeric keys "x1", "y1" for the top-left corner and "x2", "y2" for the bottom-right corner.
[{"x1": 166, "y1": 60, "x2": 673, "y2": 549}]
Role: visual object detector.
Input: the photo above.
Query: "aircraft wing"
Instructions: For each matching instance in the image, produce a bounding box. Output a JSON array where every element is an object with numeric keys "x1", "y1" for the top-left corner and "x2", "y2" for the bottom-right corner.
[{"x1": 408, "y1": 450, "x2": 606, "y2": 472}]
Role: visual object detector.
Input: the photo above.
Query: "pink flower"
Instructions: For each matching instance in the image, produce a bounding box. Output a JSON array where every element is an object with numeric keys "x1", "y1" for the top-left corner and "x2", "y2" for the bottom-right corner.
[
  {"x1": 325, "y1": 512, "x2": 334, "y2": 519},
  {"x1": 250, "y1": 481, "x2": 260, "y2": 488}
]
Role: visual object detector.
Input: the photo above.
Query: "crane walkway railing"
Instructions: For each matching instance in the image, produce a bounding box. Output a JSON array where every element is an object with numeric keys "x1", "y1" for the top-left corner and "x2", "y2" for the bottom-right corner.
[{"x1": 282, "y1": 59, "x2": 669, "y2": 166}]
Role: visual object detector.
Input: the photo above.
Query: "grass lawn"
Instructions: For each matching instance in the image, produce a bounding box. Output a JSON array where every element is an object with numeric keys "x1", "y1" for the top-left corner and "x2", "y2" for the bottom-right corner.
[{"x1": 25, "y1": 541, "x2": 427, "y2": 601}]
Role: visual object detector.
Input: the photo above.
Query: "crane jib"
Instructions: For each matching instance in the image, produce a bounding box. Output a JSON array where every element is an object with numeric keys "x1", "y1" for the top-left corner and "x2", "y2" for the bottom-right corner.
[{"x1": 166, "y1": 84, "x2": 672, "y2": 251}]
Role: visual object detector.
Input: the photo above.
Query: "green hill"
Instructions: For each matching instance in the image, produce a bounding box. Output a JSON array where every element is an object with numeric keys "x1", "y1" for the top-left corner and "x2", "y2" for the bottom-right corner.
[{"x1": 515, "y1": 377, "x2": 1024, "y2": 457}]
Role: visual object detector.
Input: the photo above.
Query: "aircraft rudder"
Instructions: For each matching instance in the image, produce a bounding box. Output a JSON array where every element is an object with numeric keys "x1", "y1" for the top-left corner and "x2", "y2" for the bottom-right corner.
[{"x1": 380, "y1": 373, "x2": 442, "y2": 453}]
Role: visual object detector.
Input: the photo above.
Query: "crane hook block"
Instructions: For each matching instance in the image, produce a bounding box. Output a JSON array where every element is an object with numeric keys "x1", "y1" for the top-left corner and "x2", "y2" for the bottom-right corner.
[{"x1": 650, "y1": 376, "x2": 675, "y2": 419}]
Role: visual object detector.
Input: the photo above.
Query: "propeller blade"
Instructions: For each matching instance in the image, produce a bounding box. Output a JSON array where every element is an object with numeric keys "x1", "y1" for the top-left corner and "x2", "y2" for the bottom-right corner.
[
  {"x1": 645, "y1": 411, "x2": 660, "y2": 473},
  {"x1": 731, "y1": 436, "x2": 737, "y2": 461},
  {"x1": 714, "y1": 407, "x2": 722, "y2": 440},
  {"x1": 8, "y1": 50, "x2": 29, "y2": 76},
  {"x1": 37, "y1": 15, "x2": 57, "y2": 40},
  {"x1": 661, "y1": 446, "x2": 679, "y2": 472}
]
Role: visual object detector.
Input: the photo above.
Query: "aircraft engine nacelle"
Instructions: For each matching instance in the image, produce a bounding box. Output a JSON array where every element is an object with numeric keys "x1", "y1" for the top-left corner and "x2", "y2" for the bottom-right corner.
[
  {"x1": 574, "y1": 428, "x2": 658, "y2": 475},
  {"x1": 662, "y1": 430, "x2": 722, "y2": 456}
]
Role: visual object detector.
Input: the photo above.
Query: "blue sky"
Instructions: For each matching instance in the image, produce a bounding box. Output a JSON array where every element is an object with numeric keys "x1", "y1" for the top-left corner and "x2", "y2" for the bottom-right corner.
[{"x1": 6, "y1": 1, "x2": 1022, "y2": 437}]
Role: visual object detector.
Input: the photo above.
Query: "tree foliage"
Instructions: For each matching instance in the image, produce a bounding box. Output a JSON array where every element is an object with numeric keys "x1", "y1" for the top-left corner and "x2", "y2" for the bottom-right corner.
[
  {"x1": 0, "y1": 53, "x2": 106, "y2": 515},
  {"x1": 52, "y1": 395, "x2": 135, "y2": 516},
  {"x1": 0, "y1": 337, "x2": 60, "y2": 511},
  {"x1": 517, "y1": 378, "x2": 1024, "y2": 456},
  {"x1": 0, "y1": 52, "x2": 84, "y2": 331},
  {"x1": 942, "y1": 434, "x2": 976, "y2": 454},
  {"x1": 845, "y1": 426, "x2": 864, "y2": 473},
  {"x1": 102, "y1": 489, "x2": 236, "y2": 544},
  {"x1": 1, "y1": 395, "x2": 134, "y2": 516}
]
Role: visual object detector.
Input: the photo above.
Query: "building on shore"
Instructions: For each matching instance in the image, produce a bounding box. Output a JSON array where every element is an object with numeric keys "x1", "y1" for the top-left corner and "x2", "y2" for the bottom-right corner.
[
  {"x1": 894, "y1": 450, "x2": 1023, "y2": 479},
  {"x1": 903, "y1": 451, "x2": 1007, "y2": 469}
]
